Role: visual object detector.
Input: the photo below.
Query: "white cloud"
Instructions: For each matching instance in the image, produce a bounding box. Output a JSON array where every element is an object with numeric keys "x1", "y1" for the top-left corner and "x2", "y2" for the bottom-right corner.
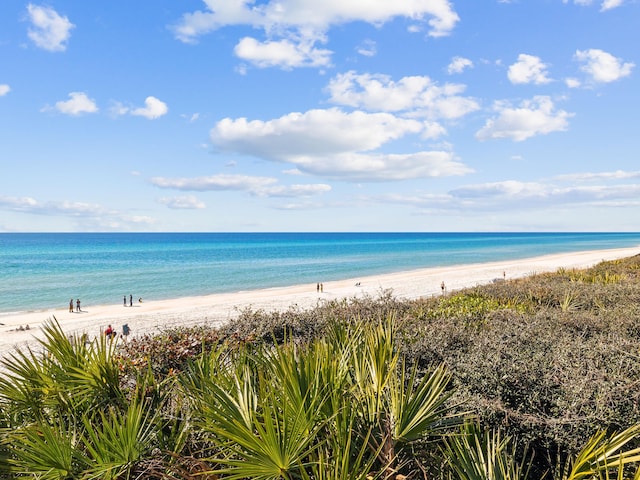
[
  {"x1": 172, "y1": 0, "x2": 459, "y2": 68},
  {"x1": 211, "y1": 108, "x2": 423, "y2": 158},
  {"x1": 447, "y1": 56, "x2": 473, "y2": 74},
  {"x1": 158, "y1": 195, "x2": 206, "y2": 209},
  {"x1": 574, "y1": 49, "x2": 634, "y2": 83},
  {"x1": 50, "y1": 92, "x2": 98, "y2": 116},
  {"x1": 26, "y1": 4, "x2": 75, "y2": 52},
  {"x1": 600, "y1": 0, "x2": 624, "y2": 10},
  {"x1": 451, "y1": 180, "x2": 548, "y2": 200},
  {"x1": 210, "y1": 108, "x2": 472, "y2": 181},
  {"x1": 180, "y1": 112, "x2": 200, "y2": 122},
  {"x1": 356, "y1": 39, "x2": 377, "y2": 57},
  {"x1": 131, "y1": 96, "x2": 169, "y2": 119},
  {"x1": 553, "y1": 170, "x2": 640, "y2": 182},
  {"x1": 565, "y1": 77, "x2": 581, "y2": 88},
  {"x1": 326, "y1": 71, "x2": 479, "y2": 120},
  {"x1": 476, "y1": 96, "x2": 573, "y2": 142},
  {"x1": 151, "y1": 174, "x2": 331, "y2": 198},
  {"x1": 563, "y1": 0, "x2": 626, "y2": 10},
  {"x1": 234, "y1": 36, "x2": 332, "y2": 69},
  {"x1": 0, "y1": 84, "x2": 10, "y2": 96},
  {"x1": 421, "y1": 121, "x2": 448, "y2": 139},
  {"x1": 508, "y1": 54, "x2": 552, "y2": 85},
  {"x1": 449, "y1": 180, "x2": 640, "y2": 210},
  {"x1": 379, "y1": 176, "x2": 640, "y2": 215},
  {"x1": 256, "y1": 183, "x2": 332, "y2": 197},
  {"x1": 563, "y1": 0, "x2": 595, "y2": 6},
  {"x1": 152, "y1": 174, "x2": 277, "y2": 192},
  {"x1": 174, "y1": 0, "x2": 459, "y2": 40},
  {"x1": 290, "y1": 151, "x2": 472, "y2": 182},
  {"x1": 0, "y1": 195, "x2": 154, "y2": 229},
  {"x1": 112, "y1": 97, "x2": 169, "y2": 119}
]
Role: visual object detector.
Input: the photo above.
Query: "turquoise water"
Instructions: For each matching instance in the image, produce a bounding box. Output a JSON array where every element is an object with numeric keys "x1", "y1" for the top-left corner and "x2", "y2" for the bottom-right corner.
[{"x1": 1, "y1": 232, "x2": 639, "y2": 315}]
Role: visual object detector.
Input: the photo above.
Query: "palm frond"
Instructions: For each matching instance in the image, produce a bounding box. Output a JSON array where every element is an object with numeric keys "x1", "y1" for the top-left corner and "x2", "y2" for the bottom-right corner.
[{"x1": 444, "y1": 420, "x2": 533, "y2": 480}]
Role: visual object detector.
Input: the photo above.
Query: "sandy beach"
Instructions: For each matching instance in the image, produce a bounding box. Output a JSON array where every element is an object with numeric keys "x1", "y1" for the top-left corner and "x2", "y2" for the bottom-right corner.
[{"x1": 1, "y1": 246, "x2": 638, "y2": 355}]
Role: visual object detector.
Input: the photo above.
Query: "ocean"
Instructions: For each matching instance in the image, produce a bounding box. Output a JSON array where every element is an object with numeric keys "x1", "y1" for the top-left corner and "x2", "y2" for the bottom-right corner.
[{"x1": 1, "y1": 232, "x2": 640, "y2": 315}]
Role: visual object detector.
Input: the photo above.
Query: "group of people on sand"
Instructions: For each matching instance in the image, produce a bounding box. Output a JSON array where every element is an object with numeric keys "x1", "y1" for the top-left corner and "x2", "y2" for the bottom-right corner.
[
  {"x1": 69, "y1": 298, "x2": 81, "y2": 313},
  {"x1": 123, "y1": 294, "x2": 142, "y2": 307},
  {"x1": 316, "y1": 282, "x2": 324, "y2": 293}
]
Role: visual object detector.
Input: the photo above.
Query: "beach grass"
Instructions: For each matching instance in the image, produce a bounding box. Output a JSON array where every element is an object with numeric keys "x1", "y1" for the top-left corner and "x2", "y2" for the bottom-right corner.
[{"x1": 1, "y1": 254, "x2": 640, "y2": 478}]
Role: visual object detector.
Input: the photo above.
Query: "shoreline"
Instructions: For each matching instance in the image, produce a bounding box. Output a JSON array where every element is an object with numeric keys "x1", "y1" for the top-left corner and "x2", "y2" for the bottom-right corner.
[{"x1": 1, "y1": 246, "x2": 638, "y2": 354}]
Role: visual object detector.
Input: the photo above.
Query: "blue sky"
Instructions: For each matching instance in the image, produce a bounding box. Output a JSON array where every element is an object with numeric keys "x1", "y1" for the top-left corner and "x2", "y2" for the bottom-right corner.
[{"x1": 0, "y1": 0, "x2": 638, "y2": 232}]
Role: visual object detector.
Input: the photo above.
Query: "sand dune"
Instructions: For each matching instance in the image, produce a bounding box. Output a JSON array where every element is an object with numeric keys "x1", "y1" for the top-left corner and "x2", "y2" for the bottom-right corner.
[{"x1": 1, "y1": 246, "x2": 638, "y2": 355}]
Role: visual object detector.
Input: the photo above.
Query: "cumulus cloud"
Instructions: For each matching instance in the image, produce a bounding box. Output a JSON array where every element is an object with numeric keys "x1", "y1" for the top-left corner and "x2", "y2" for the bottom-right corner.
[
  {"x1": 326, "y1": 71, "x2": 479, "y2": 120},
  {"x1": 172, "y1": 0, "x2": 459, "y2": 68},
  {"x1": 211, "y1": 108, "x2": 423, "y2": 158},
  {"x1": 508, "y1": 54, "x2": 552, "y2": 85},
  {"x1": 112, "y1": 96, "x2": 169, "y2": 119},
  {"x1": 174, "y1": 0, "x2": 459, "y2": 40},
  {"x1": 131, "y1": 96, "x2": 169, "y2": 119},
  {"x1": 48, "y1": 92, "x2": 98, "y2": 116},
  {"x1": 447, "y1": 56, "x2": 473, "y2": 74},
  {"x1": 209, "y1": 108, "x2": 472, "y2": 182},
  {"x1": 0, "y1": 84, "x2": 10, "y2": 96},
  {"x1": 475, "y1": 96, "x2": 573, "y2": 142},
  {"x1": 158, "y1": 195, "x2": 206, "y2": 209},
  {"x1": 574, "y1": 49, "x2": 634, "y2": 83},
  {"x1": 26, "y1": 4, "x2": 75, "y2": 52},
  {"x1": 151, "y1": 173, "x2": 331, "y2": 198},
  {"x1": 291, "y1": 151, "x2": 472, "y2": 182},
  {"x1": 234, "y1": 36, "x2": 332, "y2": 69}
]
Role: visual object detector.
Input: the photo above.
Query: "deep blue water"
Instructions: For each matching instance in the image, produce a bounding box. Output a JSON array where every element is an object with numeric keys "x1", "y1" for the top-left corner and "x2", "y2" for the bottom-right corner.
[{"x1": 1, "y1": 232, "x2": 639, "y2": 315}]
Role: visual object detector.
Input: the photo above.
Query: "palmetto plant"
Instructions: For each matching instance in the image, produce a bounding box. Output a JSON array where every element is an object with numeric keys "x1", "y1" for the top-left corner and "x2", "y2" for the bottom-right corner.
[
  {"x1": 349, "y1": 319, "x2": 462, "y2": 472},
  {"x1": 178, "y1": 317, "x2": 461, "y2": 478},
  {"x1": 0, "y1": 319, "x2": 184, "y2": 479},
  {"x1": 81, "y1": 397, "x2": 160, "y2": 479},
  {"x1": 444, "y1": 420, "x2": 533, "y2": 480},
  {"x1": 557, "y1": 424, "x2": 640, "y2": 480},
  {"x1": 0, "y1": 318, "x2": 125, "y2": 423},
  {"x1": 3, "y1": 315, "x2": 640, "y2": 479},
  {"x1": 444, "y1": 421, "x2": 640, "y2": 480}
]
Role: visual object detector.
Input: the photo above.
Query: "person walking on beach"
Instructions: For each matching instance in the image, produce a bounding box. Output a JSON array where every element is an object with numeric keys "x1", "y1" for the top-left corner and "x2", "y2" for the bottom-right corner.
[
  {"x1": 317, "y1": 283, "x2": 320, "y2": 293},
  {"x1": 320, "y1": 283, "x2": 324, "y2": 293},
  {"x1": 441, "y1": 281, "x2": 446, "y2": 295},
  {"x1": 69, "y1": 298, "x2": 74, "y2": 313},
  {"x1": 76, "y1": 299, "x2": 81, "y2": 312},
  {"x1": 129, "y1": 294, "x2": 133, "y2": 307},
  {"x1": 124, "y1": 295, "x2": 127, "y2": 307}
]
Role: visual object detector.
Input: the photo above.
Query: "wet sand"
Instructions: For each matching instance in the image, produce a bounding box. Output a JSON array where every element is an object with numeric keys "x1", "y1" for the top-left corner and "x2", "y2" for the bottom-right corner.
[{"x1": 1, "y1": 246, "x2": 637, "y2": 355}]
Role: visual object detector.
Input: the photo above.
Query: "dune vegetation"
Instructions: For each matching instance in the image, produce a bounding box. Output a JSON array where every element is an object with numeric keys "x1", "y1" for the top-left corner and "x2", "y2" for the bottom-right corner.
[{"x1": 1, "y1": 254, "x2": 640, "y2": 479}]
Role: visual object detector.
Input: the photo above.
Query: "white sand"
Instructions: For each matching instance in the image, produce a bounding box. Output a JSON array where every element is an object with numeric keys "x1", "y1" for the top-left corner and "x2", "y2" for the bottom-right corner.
[{"x1": 1, "y1": 246, "x2": 638, "y2": 355}]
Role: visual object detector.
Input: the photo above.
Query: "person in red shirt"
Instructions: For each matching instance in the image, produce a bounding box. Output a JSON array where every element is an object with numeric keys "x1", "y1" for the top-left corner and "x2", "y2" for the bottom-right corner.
[{"x1": 104, "y1": 324, "x2": 116, "y2": 339}]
